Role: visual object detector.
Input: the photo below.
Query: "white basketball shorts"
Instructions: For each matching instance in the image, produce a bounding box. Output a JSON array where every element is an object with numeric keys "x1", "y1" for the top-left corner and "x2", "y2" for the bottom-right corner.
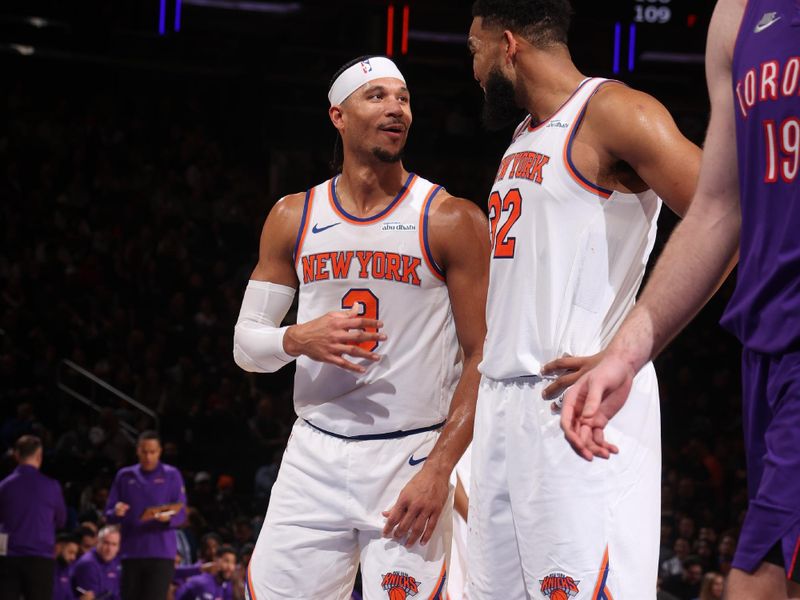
[
  {"x1": 247, "y1": 419, "x2": 452, "y2": 600},
  {"x1": 467, "y1": 365, "x2": 661, "y2": 600}
]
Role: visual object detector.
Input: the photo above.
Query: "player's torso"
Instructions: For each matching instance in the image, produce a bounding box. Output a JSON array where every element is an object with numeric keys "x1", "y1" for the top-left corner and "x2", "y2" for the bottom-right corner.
[
  {"x1": 293, "y1": 173, "x2": 460, "y2": 437},
  {"x1": 722, "y1": 0, "x2": 800, "y2": 352},
  {"x1": 480, "y1": 78, "x2": 662, "y2": 379}
]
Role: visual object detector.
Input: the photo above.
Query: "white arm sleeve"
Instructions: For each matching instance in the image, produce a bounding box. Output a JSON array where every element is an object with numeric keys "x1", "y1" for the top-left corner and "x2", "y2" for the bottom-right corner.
[{"x1": 233, "y1": 280, "x2": 297, "y2": 373}]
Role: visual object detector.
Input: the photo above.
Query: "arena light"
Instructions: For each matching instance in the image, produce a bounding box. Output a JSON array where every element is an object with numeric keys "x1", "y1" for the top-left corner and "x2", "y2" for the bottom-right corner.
[
  {"x1": 180, "y1": 0, "x2": 301, "y2": 13},
  {"x1": 640, "y1": 52, "x2": 704, "y2": 64},
  {"x1": 11, "y1": 44, "x2": 35, "y2": 56},
  {"x1": 159, "y1": 0, "x2": 167, "y2": 35},
  {"x1": 406, "y1": 30, "x2": 467, "y2": 45},
  {"x1": 401, "y1": 4, "x2": 409, "y2": 55},
  {"x1": 628, "y1": 23, "x2": 636, "y2": 71},
  {"x1": 174, "y1": 0, "x2": 182, "y2": 31},
  {"x1": 386, "y1": 4, "x2": 395, "y2": 57},
  {"x1": 612, "y1": 22, "x2": 621, "y2": 74}
]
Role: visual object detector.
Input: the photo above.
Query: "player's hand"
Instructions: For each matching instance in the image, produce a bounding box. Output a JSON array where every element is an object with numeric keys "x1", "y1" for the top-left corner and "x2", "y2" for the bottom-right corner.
[
  {"x1": 560, "y1": 354, "x2": 635, "y2": 461},
  {"x1": 200, "y1": 561, "x2": 217, "y2": 574},
  {"x1": 283, "y1": 306, "x2": 386, "y2": 373},
  {"x1": 382, "y1": 465, "x2": 449, "y2": 548},
  {"x1": 79, "y1": 592, "x2": 95, "y2": 600},
  {"x1": 114, "y1": 502, "x2": 130, "y2": 517},
  {"x1": 153, "y1": 511, "x2": 172, "y2": 522},
  {"x1": 541, "y1": 352, "x2": 604, "y2": 402}
]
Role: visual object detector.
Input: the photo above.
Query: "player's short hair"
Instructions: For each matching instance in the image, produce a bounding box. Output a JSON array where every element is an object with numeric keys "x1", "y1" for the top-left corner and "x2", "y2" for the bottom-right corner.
[
  {"x1": 137, "y1": 430, "x2": 161, "y2": 445},
  {"x1": 77, "y1": 525, "x2": 97, "y2": 539},
  {"x1": 471, "y1": 0, "x2": 573, "y2": 47},
  {"x1": 14, "y1": 435, "x2": 42, "y2": 460},
  {"x1": 216, "y1": 545, "x2": 237, "y2": 560},
  {"x1": 98, "y1": 525, "x2": 119, "y2": 540},
  {"x1": 57, "y1": 532, "x2": 80, "y2": 545}
]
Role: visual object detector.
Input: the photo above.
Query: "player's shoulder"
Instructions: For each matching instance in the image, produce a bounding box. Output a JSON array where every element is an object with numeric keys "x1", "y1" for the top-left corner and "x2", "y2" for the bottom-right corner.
[
  {"x1": 117, "y1": 464, "x2": 137, "y2": 476},
  {"x1": 585, "y1": 80, "x2": 678, "y2": 153},
  {"x1": 428, "y1": 189, "x2": 487, "y2": 229},
  {"x1": 588, "y1": 81, "x2": 671, "y2": 125},
  {"x1": 160, "y1": 462, "x2": 181, "y2": 476},
  {"x1": 269, "y1": 191, "x2": 307, "y2": 221},
  {"x1": 425, "y1": 189, "x2": 489, "y2": 263}
]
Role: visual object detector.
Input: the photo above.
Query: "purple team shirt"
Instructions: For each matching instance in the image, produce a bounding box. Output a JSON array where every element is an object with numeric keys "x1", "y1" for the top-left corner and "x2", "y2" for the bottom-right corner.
[
  {"x1": 71, "y1": 548, "x2": 122, "y2": 600},
  {"x1": 104, "y1": 462, "x2": 187, "y2": 559},
  {"x1": 0, "y1": 464, "x2": 66, "y2": 557},
  {"x1": 53, "y1": 560, "x2": 74, "y2": 600},
  {"x1": 176, "y1": 572, "x2": 233, "y2": 600},
  {"x1": 720, "y1": 0, "x2": 800, "y2": 353}
]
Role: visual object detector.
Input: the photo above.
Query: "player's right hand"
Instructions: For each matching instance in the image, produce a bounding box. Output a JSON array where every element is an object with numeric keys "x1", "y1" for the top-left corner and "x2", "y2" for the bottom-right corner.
[
  {"x1": 283, "y1": 306, "x2": 386, "y2": 373},
  {"x1": 114, "y1": 502, "x2": 130, "y2": 517},
  {"x1": 560, "y1": 354, "x2": 634, "y2": 461}
]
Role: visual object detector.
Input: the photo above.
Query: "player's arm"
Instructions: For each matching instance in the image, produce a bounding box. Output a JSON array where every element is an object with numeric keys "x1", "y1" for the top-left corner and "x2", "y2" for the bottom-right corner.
[
  {"x1": 538, "y1": 82, "x2": 704, "y2": 396},
  {"x1": 560, "y1": 0, "x2": 744, "y2": 460},
  {"x1": 589, "y1": 82, "x2": 702, "y2": 217},
  {"x1": 382, "y1": 193, "x2": 490, "y2": 547},
  {"x1": 233, "y1": 194, "x2": 385, "y2": 374}
]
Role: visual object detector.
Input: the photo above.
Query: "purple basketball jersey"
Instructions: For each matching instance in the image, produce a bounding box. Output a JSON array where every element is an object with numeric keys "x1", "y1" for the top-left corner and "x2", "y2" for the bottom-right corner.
[{"x1": 720, "y1": 0, "x2": 800, "y2": 353}]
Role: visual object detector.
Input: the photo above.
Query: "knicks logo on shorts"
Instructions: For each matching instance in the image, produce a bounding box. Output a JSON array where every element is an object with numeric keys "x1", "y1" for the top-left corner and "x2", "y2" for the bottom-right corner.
[
  {"x1": 381, "y1": 571, "x2": 419, "y2": 599},
  {"x1": 539, "y1": 572, "x2": 580, "y2": 600}
]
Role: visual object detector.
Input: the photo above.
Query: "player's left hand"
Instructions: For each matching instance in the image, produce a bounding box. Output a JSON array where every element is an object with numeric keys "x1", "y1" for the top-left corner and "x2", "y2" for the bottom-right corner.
[
  {"x1": 381, "y1": 466, "x2": 449, "y2": 548},
  {"x1": 541, "y1": 352, "x2": 604, "y2": 403}
]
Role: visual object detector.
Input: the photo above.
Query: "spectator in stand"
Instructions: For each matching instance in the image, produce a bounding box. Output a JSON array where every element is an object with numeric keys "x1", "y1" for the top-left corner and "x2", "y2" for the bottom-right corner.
[
  {"x1": 0, "y1": 435, "x2": 66, "y2": 600},
  {"x1": 716, "y1": 533, "x2": 736, "y2": 576},
  {"x1": 175, "y1": 545, "x2": 236, "y2": 600},
  {"x1": 105, "y1": 431, "x2": 186, "y2": 600},
  {"x1": 662, "y1": 538, "x2": 691, "y2": 579},
  {"x1": 696, "y1": 571, "x2": 724, "y2": 600},
  {"x1": 77, "y1": 526, "x2": 98, "y2": 556},
  {"x1": 53, "y1": 533, "x2": 80, "y2": 600},
  {"x1": 71, "y1": 526, "x2": 122, "y2": 600},
  {"x1": 693, "y1": 538, "x2": 715, "y2": 573},
  {"x1": 677, "y1": 516, "x2": 697, "y2": 544},
  {"x1": 231, "y1": 517, "x2": 254, "y2": 553},
  {"x1": 172, "y1": 532, "x2": 222, "y2": 588},
  {"x1": 663, "y1": 556, "x2": 704, "y2": 600}
]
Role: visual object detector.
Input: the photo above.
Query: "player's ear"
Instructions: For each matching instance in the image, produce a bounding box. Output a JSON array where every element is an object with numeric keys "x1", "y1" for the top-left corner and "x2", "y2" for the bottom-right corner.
[
  {"x1": 329, "y1": 105, "x2": 345, "y2": 132},
  {"x1": 502, "y1": 30, "x2": 518, "y2": 65}
]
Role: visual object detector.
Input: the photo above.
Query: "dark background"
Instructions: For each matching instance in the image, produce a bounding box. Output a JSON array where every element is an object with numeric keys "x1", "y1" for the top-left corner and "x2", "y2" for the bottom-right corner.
[{"x1": 0, "y1": 0, "x2": 743, "y2": 595}]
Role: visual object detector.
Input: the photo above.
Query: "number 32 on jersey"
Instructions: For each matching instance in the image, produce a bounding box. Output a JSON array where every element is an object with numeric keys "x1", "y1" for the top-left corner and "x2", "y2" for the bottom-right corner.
[{"x1": 488, "y1": 188, "x2": 522, "y2": 259}]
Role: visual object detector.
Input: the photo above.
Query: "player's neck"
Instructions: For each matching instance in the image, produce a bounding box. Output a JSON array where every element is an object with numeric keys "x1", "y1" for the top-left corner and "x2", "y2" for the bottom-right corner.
[
  {"x1": 516, "y1": 48, "x2": 585, "y2": 123},
  {"x1": 337, "y1": 160, "x2": 408, "y2": 217}
]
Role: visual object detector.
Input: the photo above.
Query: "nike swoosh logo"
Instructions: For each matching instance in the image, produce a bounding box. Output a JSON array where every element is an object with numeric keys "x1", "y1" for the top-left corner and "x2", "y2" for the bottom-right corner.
[
  {"x1": 754, "y1": 16, "x2": 781, "y2": 32},
  {"x1": 408, "y1": 454, "x2": 428, "y2": 466},
  {"x1": 312, "y1": 222, "x2": 340, "y2": 234}
]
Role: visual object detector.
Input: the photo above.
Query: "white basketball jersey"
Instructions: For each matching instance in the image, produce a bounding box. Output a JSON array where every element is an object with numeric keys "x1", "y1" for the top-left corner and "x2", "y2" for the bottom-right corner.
[
  {"x1": 292, "y1": 173, "x2": 461, "y2": 437},
  {"x1": 480, "y1": 78, "x2": 662, "y2": 380}
]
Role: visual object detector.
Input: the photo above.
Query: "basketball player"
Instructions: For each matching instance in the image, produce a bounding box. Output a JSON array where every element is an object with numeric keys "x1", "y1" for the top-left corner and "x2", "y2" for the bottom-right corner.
[
  {"x1": 233, "y1": 56, "x2": 490, "y2": 599},
  {"x1": 465, "y1": 1, "x2": 704, "y2": 597},
  {"x1": 561, "y1": 0, "x2": 800, "y2": 596}
]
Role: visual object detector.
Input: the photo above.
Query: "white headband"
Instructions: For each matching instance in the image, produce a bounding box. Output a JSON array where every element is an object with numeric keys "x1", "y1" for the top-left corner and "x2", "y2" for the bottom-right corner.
[{"x1": 328, "y1": 57, "x2": 406, "y2": 106}]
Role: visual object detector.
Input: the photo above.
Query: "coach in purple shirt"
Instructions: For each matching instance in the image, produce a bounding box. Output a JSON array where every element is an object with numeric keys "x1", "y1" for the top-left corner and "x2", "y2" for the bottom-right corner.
[
  {"x1": 71, "y1": 526, "x2": 122, "y2": 600},
  {"x1": 0, "y1": 435, "x2": 66, "y2": 600},
  {"x1": 175, "y1": 545, "x2": 236, "y2": 600},
  {"x1": 104, "y1": 430, "x2": 186, "y2": 600}
]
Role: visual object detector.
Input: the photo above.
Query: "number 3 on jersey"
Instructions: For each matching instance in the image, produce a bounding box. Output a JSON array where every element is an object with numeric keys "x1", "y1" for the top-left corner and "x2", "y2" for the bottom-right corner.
[
  {"x1": 488, "y1": 188, "x2": 522, "y2": 259},
  {"x1": 341, "y1": 288, "x2": 380, "y2": 352}
]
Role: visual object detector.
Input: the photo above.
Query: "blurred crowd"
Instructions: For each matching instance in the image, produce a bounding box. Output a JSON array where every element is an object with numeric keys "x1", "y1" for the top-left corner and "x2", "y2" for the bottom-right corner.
[{"x1": 1, "y1": 63, "x2": 744, "y2": 600}]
